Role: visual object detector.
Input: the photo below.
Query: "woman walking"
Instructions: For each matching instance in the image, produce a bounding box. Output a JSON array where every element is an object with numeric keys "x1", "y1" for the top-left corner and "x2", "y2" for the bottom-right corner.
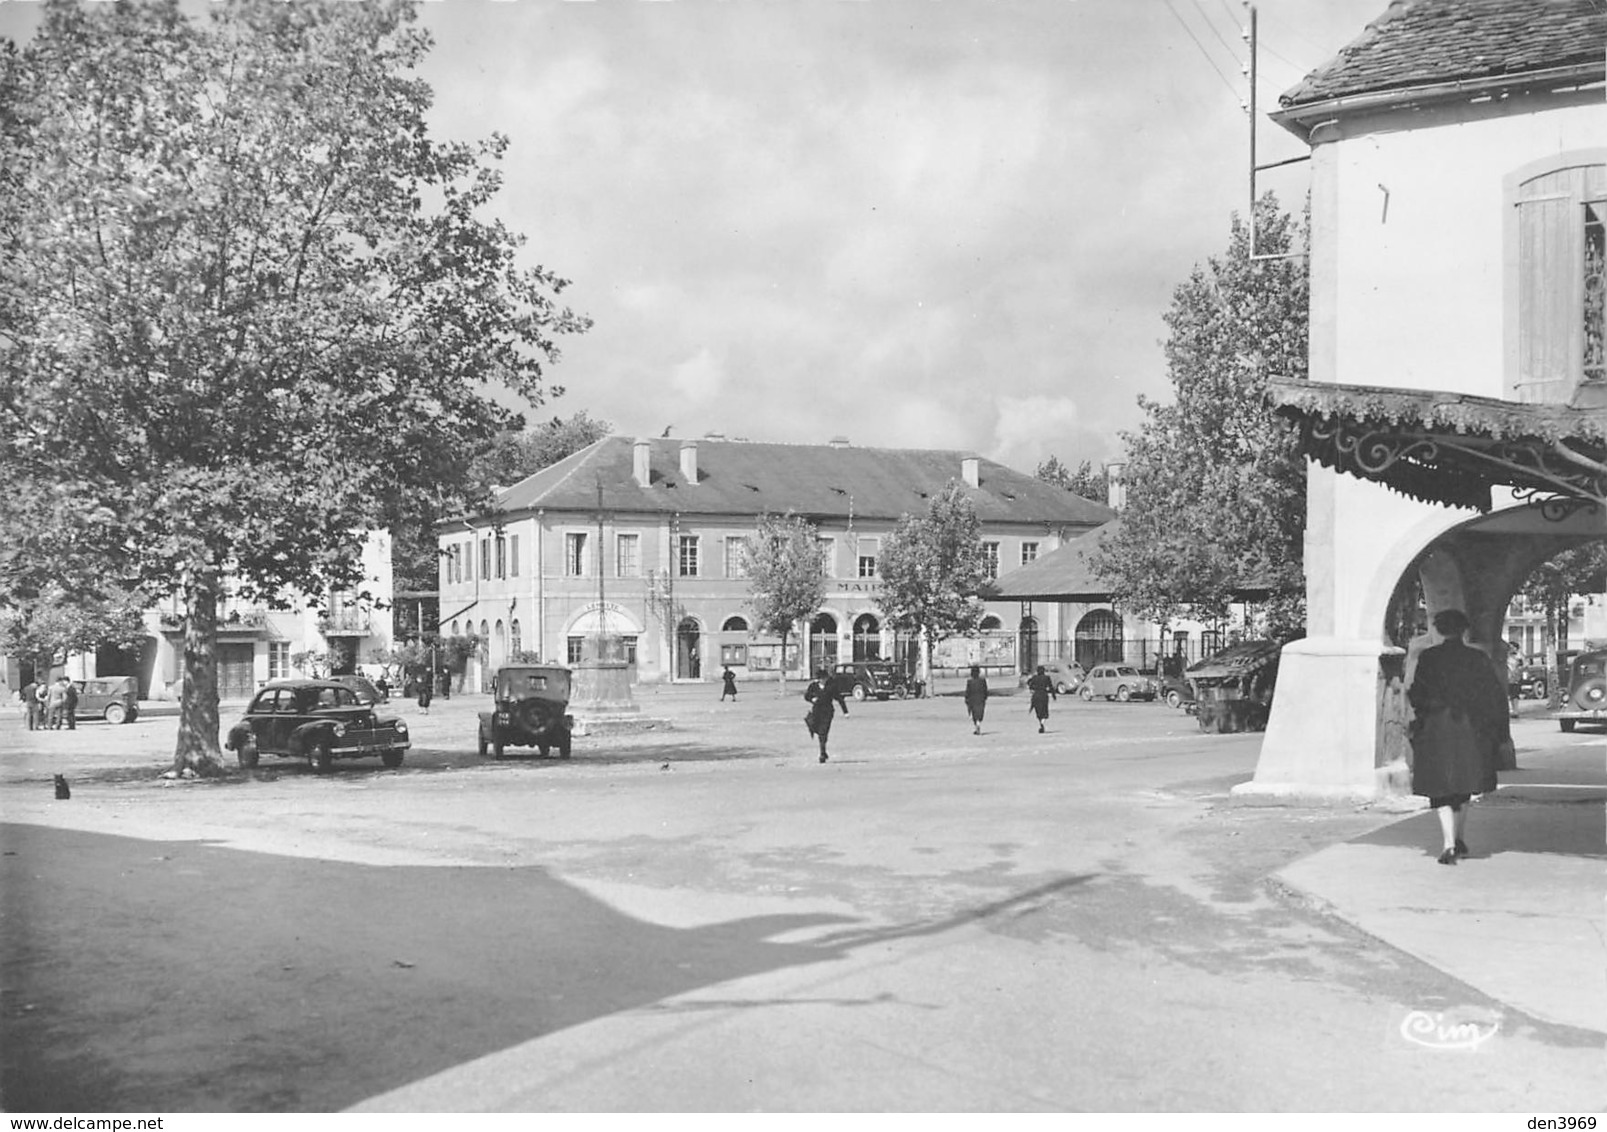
[
  {"x1": 1025, "y1": 665, "x2": 1056, "y2": 734},
  {"x1": 964, "y1": 665, "x2": 989, "y2": 735},
  {"x1": 804, "y1": 666, "x2": 849, "y2": 763},
  {"x1": 1408, "y1": 609, "x2": 1512, "y2": 865},
  {"x1": 720, "y1": 666, "x2": 738, "y2": 702}
]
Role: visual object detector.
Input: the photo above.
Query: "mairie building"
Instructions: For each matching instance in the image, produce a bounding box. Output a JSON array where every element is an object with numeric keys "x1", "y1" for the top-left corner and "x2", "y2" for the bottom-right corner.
[{"x1": 434, "y1": 435, "x2": 1112, "y2": 688}]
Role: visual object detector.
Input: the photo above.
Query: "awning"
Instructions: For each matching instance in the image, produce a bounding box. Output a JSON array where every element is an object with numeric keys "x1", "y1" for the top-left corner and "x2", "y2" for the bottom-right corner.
[
  {"x1": 1186, "y1": 639, "x2": 1282, "y2": 681},
  {"x1": 1265, "y1": 376, "x2": 1607, "y2": 514}
]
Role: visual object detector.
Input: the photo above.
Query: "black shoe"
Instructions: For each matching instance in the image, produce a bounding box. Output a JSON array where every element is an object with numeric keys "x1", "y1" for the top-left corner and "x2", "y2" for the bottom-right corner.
[
  {"x1": 1454, "y1": 839, "x2": 1469, "y2": 858},
  {"x1": 1038, "y1": 723, "x2": 1045, "y2": 733},
  {"x1": 819, "y1": 752, "x2": 828, "y2": 764},
  {"x1": 1437, "y1": 849, "x2": 1457, "y2": 865}
]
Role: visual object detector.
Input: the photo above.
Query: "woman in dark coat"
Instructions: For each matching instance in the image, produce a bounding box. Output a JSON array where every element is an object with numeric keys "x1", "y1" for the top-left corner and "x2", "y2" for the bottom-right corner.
[
  {"x1": 804, "y1": 667, "x2": 849, "y2": 764},
  {"x1": 1025, "y1": 665, "x2": 1056, "y2": 733},
  {"x1": 963, "y1": 665, "x2": 989, "y2": 734},
  {"x1": 720, "y1": 666, "x2": 738, "y2": 702},
  {"x1": 1408, "y1": 609, "x2": 1512, "y2": 865}
]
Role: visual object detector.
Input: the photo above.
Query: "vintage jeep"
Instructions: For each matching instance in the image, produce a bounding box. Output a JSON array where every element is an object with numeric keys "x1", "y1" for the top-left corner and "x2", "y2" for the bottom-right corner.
[
  {"x1": 1187, "y1": 640, "x2": 1282, "y2": 733},
  {"x1": 478, "y1": 664, "x2": 574, "y2": 758},
  {"x1": 225, "y1": 679, "x2": 410, "y2": 772}
]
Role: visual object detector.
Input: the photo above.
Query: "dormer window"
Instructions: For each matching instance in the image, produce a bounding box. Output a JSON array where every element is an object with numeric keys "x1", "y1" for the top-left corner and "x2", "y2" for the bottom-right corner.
[{"x1": 1509, "y1": 155, "x2": 1606, "y2": 403}]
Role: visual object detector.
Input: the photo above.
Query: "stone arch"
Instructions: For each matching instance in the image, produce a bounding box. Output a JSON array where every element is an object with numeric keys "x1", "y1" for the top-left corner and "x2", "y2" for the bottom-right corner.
[
  {"x1": 1075, "y1": 608, "x2": 1123, "y2": 670},
  {"x1": 810, "y1": 611, "x2": 840, "y2": 673},
  {"x1": 677, "y1": 615, "x2": 704, "y2": 680},
  {"x1": 852, "y1": 613, "x2": 881, "y2": 661}
]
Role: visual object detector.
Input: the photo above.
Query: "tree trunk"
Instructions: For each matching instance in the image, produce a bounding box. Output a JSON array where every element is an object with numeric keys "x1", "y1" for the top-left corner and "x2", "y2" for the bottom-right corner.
[
  {"x1": 174, "y1": 572, "x2": 226, "y2": 776},
  {"x1": 777, "y1": 629, "x2": 789, "y2": 696}
]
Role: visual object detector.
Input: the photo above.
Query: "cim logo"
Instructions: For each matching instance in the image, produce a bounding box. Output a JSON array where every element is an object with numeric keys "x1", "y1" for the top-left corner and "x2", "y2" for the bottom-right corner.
[{"x1": 1399, "y1": 1008, "x2": 1501, "y2": 1050}]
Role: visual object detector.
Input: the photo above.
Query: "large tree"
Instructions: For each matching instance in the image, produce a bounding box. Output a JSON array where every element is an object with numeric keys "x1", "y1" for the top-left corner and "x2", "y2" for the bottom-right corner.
[
  {"x1": 1091, "y1": 194, "x2": 1309, "y2": 641},
  {"x1": 0, "y1": 0, "x2": 587, "y2": 774},
  {"x1": 877, "y1": 482, "x2": 988, "y2": 688},
  {"x1": 1520, "y1": 543, "x2": 1607, "y2": 659},
  {"x1": 742, "y1": 512, "x2": 826, "y2": 692}
]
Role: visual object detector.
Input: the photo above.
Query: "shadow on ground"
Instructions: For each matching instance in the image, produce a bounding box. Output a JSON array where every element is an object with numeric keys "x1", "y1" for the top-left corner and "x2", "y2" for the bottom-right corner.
[{"x1": 0, "y1": 823, "x2": 1093, "y2": 1112}]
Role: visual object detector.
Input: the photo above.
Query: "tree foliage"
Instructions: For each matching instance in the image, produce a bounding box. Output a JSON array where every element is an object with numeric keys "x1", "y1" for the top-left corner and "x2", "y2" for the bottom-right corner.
[
  {"x1": 1, "y1": 0, "x2": 587, "y2": 771},
  {"x1": 1090, "y1": 194, "x2": 1308, "y2": 640},
  {"x1": 1035, "y1": 455, "x2": 1106, "y2": 503},
  {"x1": 743, "y1": 512, "x2": 826, "y2": 691},
  {"x1": 0, "y1": 585, "x2": 148, "y2": 676},
  {"x1": 1520, "y1": 542, "x2": 1607, "y2": 655},
  {"x1": 877, "y1": 483, "x2": 988, "y2": 681}
]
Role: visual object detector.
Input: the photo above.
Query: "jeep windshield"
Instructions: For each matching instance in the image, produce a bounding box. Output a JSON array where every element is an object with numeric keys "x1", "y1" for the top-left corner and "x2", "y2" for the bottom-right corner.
[{"x1": 496, "y1": 669, "x2": 571, "y2": 701}]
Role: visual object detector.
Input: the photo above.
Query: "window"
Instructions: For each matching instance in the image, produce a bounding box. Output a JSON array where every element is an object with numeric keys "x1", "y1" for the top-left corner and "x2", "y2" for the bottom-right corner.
[
  {"x1": 724, "y1": 536, "x2": 748, "y2": 578},
  {"x1": 1021, "y1": 541, "x2": 1039, "y2": 566},
  {"x1": 616, "y1": 533, "x2": 640, "y2": 578},
  {"x1": 480, "y1": 537, "x2": 491, "y2": 580},
  {"x1": 441, "y1": 550, "x2": 452, "y2": 589},
  {"x1": 565, "y1": 532, "x2": 587, "y2": 577},
  {"x1": 678, "y1": 534, "x2": 700, "y2": 577},
  {"x1": 721, "y1": 615, "x2": 749, "y2": 632},
  {"x1": 857, "y1": 537, "x2": 878, "y2": 579},
  {"x1": 510, "y1": 535, "x2": 519, "y2": 578},
  {"x1": 567, "y1": 636, "x2": 584, "y2": 665},
  {"x1": 451, "y1": 619, "x2": 460, "y2": 636},
  {"x1": 267, "y1": 642, "x2": 291, "y2": 680},
  {"x1": 1509, "y1": 155, "x2": 1607, "y2": 402},
  {"x1": 817, "y1": 537, "x2": 834, "y2": 577},
  {"x1": 453, "y1": 544, "x2": 463, "y2": 584},
  {"x1": 622, "y1": 635, "x2": 638, "y2": 666},
  {"x1": 981, "y1": 541, "x2": 1000, "y2": 581},
  {"x1": 510, "y1": 619, "x2": 521, "y2": 656},
  {"x1": 496, "y1": 536, "x2": 507, "y2": 580}
]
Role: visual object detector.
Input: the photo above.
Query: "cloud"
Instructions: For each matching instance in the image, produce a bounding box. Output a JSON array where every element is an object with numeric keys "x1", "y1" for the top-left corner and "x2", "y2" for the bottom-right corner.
[
  {"x1": 670, "y1": 347, "x2": 726, "y2": 402},
  {"x1": 990, "y1": 395, "x2": 1100, "y2": 471}
]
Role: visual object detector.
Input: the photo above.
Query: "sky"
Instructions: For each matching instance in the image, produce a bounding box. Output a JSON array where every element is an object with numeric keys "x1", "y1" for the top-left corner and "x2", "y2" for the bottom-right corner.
[{"x1": 2, "y1": 0, "x2": 1389, "y2": 473}]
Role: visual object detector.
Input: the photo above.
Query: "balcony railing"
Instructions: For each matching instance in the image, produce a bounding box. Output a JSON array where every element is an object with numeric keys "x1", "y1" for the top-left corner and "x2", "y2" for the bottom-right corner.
[
  {"x1": 318, "y1": 608, "x2": 373, "y2": 636},
  {"x1": 159, "y1": 609, "x2": 272, "y2": 634}
]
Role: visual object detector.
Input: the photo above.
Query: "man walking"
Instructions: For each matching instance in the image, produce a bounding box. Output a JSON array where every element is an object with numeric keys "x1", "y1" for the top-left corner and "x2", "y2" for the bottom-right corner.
[
  {"x1": 804, "y1": 666, "x2": 849, "y2": 764},
  {"x1": 964, "y1": 665, "x2": 989, "y2": 735}
]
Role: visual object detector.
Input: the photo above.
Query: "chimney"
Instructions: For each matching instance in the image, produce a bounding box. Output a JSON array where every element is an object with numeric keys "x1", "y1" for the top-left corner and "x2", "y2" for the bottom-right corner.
[
  {"x1": 828, "y1": 436, "x2": 851, "y2": 448},
  {"x1": 961, "y1": 456, "x2": 980, "y2": 488},
  {"x1": 679, "y1": 440, "x2": 698, "y2": 484},
  {"x1": 1105, "y1": 462, "x2": 1127, "y2": 511},
  {"x1": 633, "y1": 438, "x2": 651, "y2": 487}
]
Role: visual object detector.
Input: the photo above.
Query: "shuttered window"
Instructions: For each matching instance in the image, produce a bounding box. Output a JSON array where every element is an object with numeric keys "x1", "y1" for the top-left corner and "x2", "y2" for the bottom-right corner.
[{"x1": 1514, "y1": 162, "x2": 1607, "y2": 404}]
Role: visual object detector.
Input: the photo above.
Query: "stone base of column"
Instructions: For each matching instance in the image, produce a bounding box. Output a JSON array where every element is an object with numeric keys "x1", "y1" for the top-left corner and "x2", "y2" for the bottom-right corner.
[{"x1": 1233, "y1": 636, "x2": 1400, "y2": 801}]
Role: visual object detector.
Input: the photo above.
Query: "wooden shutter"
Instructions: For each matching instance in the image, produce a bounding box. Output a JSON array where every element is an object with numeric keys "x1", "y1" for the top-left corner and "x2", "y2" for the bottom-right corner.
[{"x1": 1516, "y1": 164, "x2": 1607, "y2": 403}]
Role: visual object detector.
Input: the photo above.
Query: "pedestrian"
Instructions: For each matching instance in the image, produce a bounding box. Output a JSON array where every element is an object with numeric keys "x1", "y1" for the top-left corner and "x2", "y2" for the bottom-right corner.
[
  {"x1": 1505, "y1": 648, "x2": 1522, "y2": 719},
  {"x1": 61, "y1": 677, "x2": 78, "y2": 731},
  {"x1": 416, "y1": 670, "x2": 432, "y2": 715},
  {"x1": 1407, "y1": 609, "x2": 1512, "y2": 866},
  {"x1": 1026, "y1": 664, "x2": 1056, "y2": 734},
  {"x1": 964, "y1": 664, "x2": 989, "y2": 735},
  {"x1": 21, "y1": 679, "x2": 38, "y2": 731},
  {"x1": 803, "y1": 666, "x2": 848, "y2": 764},
  {"x1": 35, "y1": 681, "x2": 49, "y2": 729},
  {"x1": 45, "y1": 677, "x2": 68, "y2": 730},
  {"x1": 720, "y1": 666, "x2": 738, "y2": 702}
]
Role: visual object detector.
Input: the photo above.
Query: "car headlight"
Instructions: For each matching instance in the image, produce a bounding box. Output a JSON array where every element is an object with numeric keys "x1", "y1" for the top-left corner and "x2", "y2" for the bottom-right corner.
[
  {"x1": 333, "y1": 723, "x2": 347, "y2": 738},
  {"x1": 394, "y1": 721, "x2": 408, "y2": 734}
]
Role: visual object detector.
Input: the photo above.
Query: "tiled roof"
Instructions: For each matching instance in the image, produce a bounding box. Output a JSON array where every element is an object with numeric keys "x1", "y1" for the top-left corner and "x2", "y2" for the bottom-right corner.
[
  {"x1": 1280, "y1": 0, "x2": 1606, "y2": 109},
  {"x1": 981, "y1": 520, "x2": 1120, "y2": 601},
  {"x1": 476, "y1": 437, "x2": 1114, "y2": 527}
]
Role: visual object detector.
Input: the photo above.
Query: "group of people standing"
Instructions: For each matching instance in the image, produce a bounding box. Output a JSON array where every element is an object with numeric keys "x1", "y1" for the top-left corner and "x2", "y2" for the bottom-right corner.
[{"x1": 20, "y1": 676, "x2": 78, "y2": 731}]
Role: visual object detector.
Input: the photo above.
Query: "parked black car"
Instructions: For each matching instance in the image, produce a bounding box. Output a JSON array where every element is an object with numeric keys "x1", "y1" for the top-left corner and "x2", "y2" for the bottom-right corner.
[
  {"x1": 831, "y1": 661, "x2": 911, "y2": 702},
  {"x1": 1555, "y1": 648, "x2": 1606, "y2": 732},
  {"x1": 479, "y1": 664, "x2": 574, "y2": 758},
  {"x1": 225, "y1": 679, "x2": 410, "y2": 771}
]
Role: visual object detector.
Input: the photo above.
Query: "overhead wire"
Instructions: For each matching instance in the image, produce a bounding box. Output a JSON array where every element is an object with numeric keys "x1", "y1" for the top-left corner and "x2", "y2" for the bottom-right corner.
[{"x1": 1162, "y1": 0, "x2": 1242, "y2": 102}]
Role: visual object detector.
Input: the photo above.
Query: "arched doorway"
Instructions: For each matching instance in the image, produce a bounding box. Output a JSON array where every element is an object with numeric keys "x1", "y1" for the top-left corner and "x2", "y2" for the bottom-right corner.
[
  {"x1": 810, "y1": 613, "x2": 839, "y2": 673},
  {"x1": 677, "y1": 616, "x2": 703, "y2": 680},
  {"x1": 493, "y1": 619, "x2": 506, "y2": 671},
  {"x1": 1075, "y1": 609, "x2": 1123, "y2": 670},
  {"x1": 852, "y1": 613, "x2": 881, "y2": 661},
  {"x1": 1019, "y1": 616, "x2": 1039, "y2": 672}
]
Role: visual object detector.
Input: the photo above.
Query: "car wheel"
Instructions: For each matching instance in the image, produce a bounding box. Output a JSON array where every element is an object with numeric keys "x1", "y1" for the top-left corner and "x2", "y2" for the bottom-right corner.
[
  {"x1": 851, "y1": 684, "x2": 868, "y2": 702},
  {"x1": 104, "y1": 703, "x2": 127, "y2": 725},
  {"x1": 1531, "y1": 678, "x2": 1547, "y2": 701},
  {"x1": 237, "y1": 737, "x2": 259, "y2": 770},
  {"x1": 380, "y1": 749, "x2": 404, "y2": 769},
  {"x1": 1165, "y1": 690, "x2": 1183, "y2": 710},
  {"x1": 558, "y1": 732, "x2": 572, "y2": 759},
  {"x1": 1560, "y1": 719, "x2": 1576, "y2": 732},
  {"x1": 309, "y1": 738, "x2": 333, "y2": 774},
  {"x1": 1078, "y1": 684, "x2": 1094, "y2": 701},
  {"x1": 1055, "y1": 682, "x2": 1069, "y2": 695},
  {"x1": 894, "y1": 685, "x2": 908, "y2": 700},
  {"x1": 1116, "y1": 686, "x2": 1132, "y2": 702}
]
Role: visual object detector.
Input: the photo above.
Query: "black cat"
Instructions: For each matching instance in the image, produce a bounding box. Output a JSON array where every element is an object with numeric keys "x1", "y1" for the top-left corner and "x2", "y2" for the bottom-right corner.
[{"x1": 53, "y1": 774, "x2": 70, "y2": 800}]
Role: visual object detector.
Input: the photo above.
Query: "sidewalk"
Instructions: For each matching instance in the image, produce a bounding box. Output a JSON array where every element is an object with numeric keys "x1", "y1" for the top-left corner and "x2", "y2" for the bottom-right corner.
[{"x1": 1275, "y1": 720, "x2": 1606, "y2": 1033}]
